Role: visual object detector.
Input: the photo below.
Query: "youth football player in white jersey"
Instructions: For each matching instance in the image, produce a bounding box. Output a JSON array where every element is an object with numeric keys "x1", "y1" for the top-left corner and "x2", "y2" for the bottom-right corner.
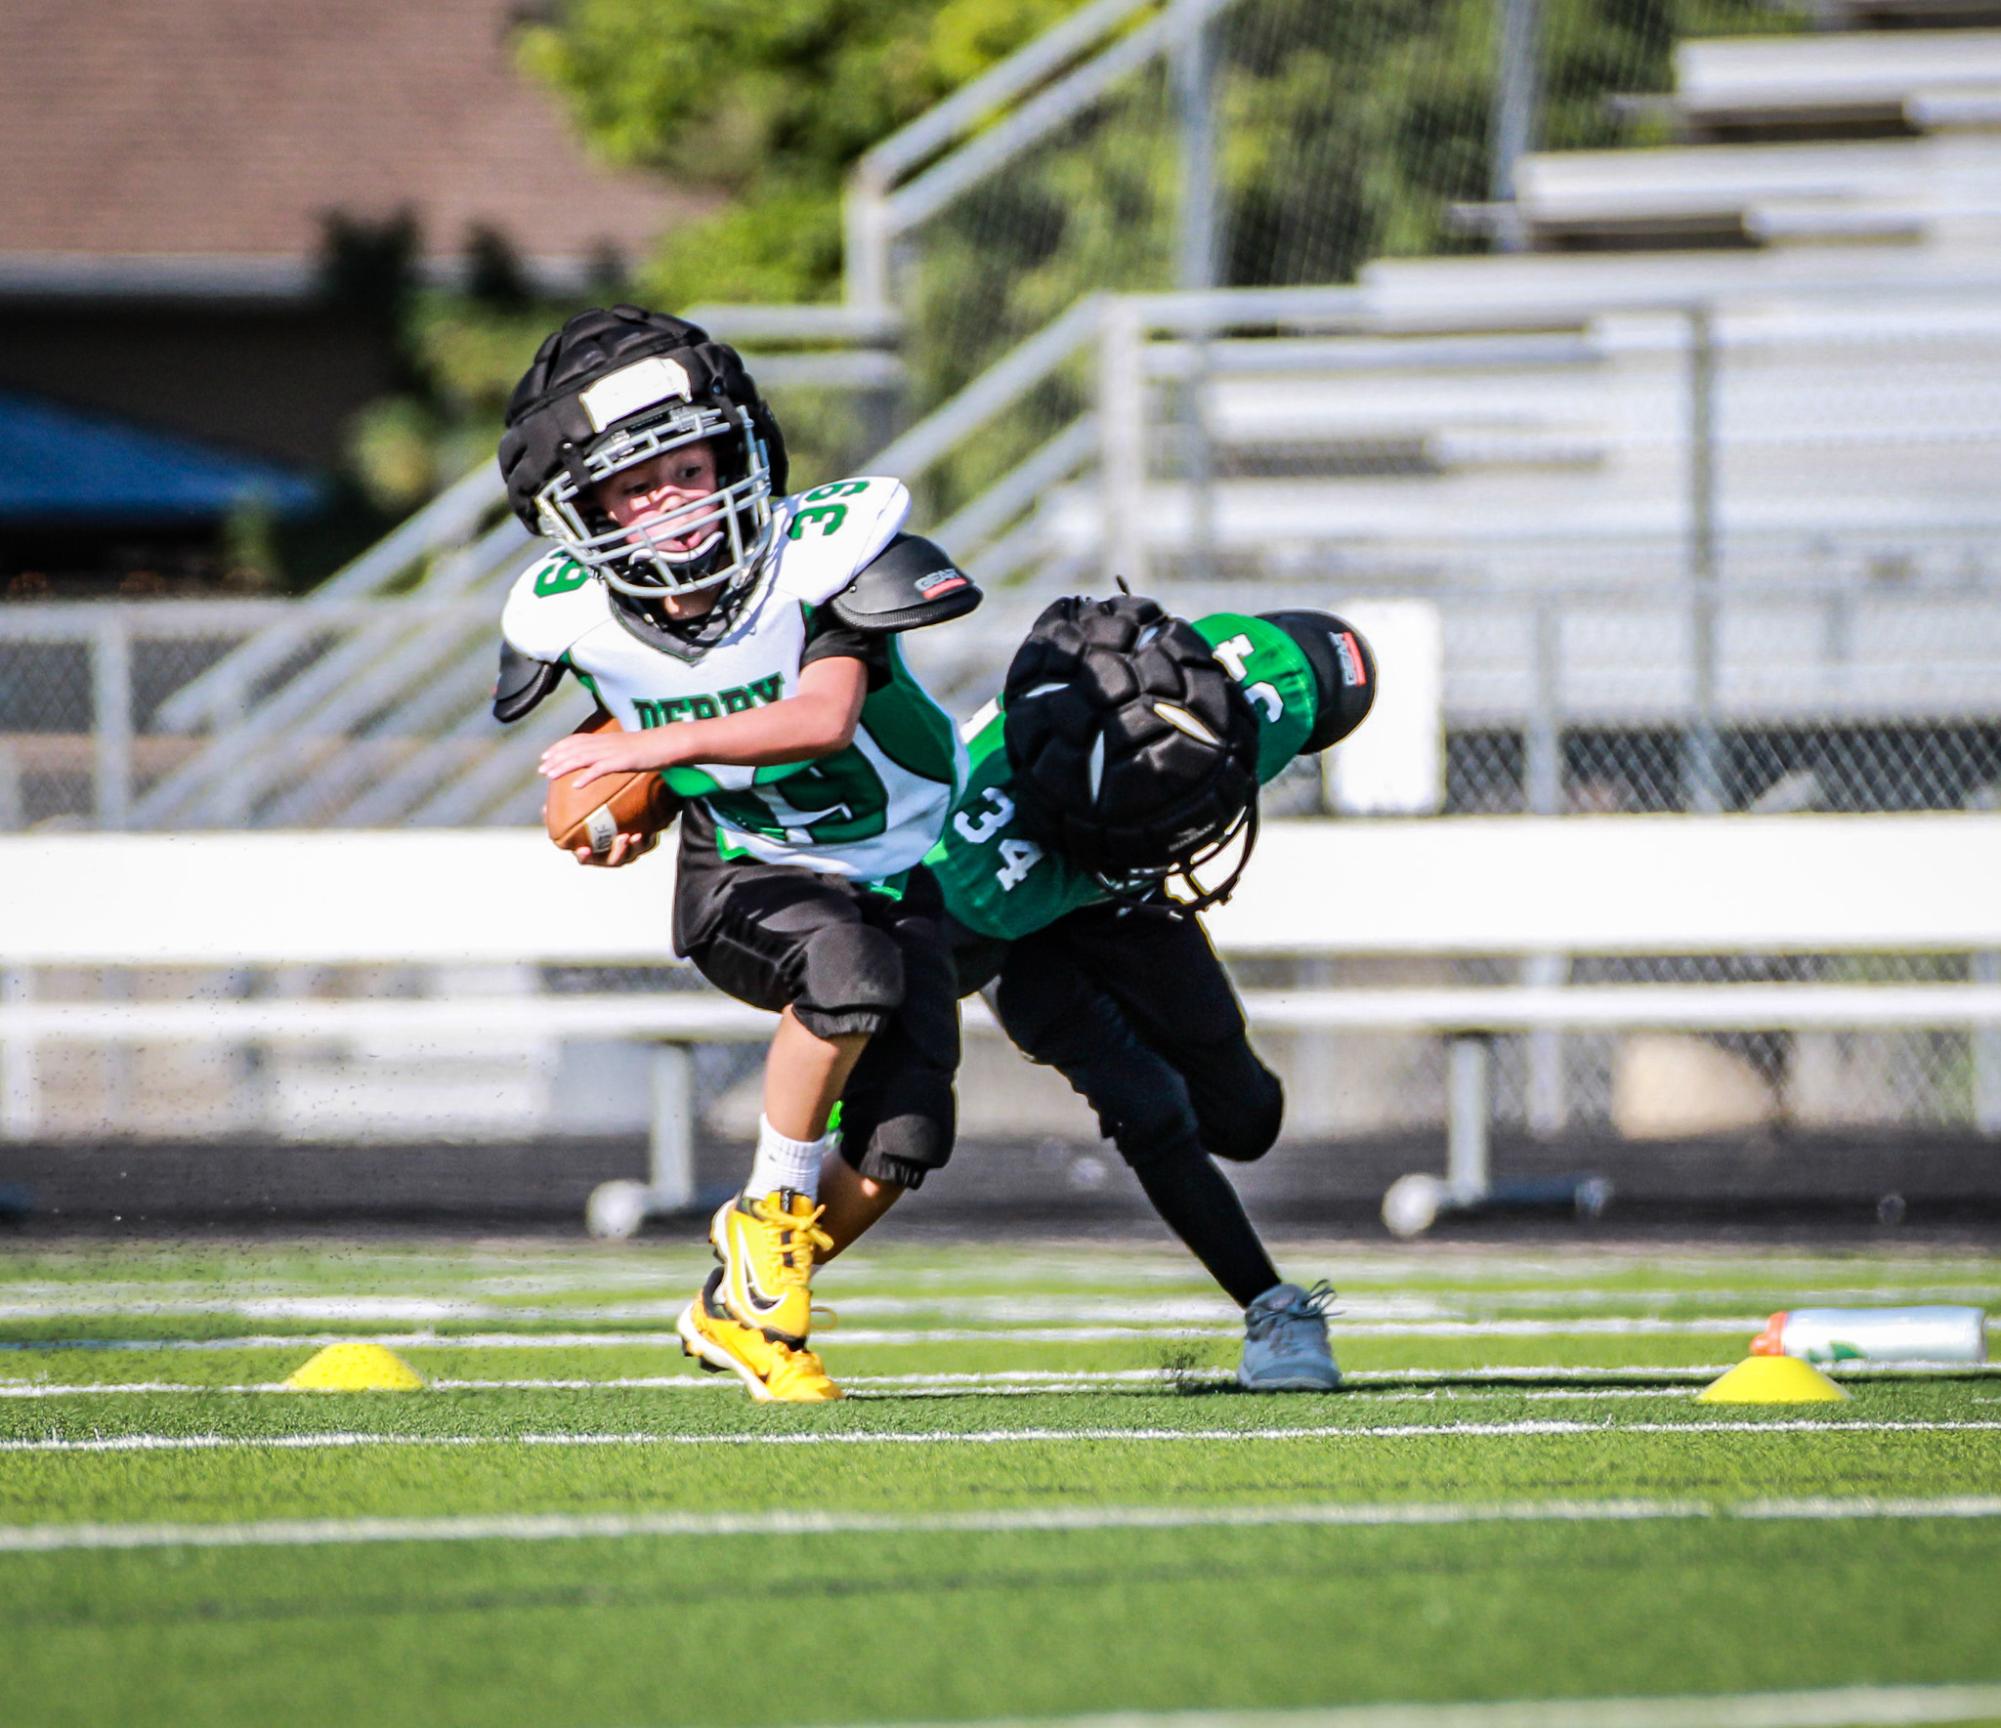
[{"x1": 492, "y1": 306, "x2": 979, "y2": 1402}]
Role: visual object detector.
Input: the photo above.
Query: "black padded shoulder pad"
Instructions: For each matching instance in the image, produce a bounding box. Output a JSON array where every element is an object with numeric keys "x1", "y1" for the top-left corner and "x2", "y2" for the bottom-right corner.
[
  {"x1": 828, "y1": 534, "x2": 982, "y2": 634},
  {"x1": 493, "y1": 640, "x2": 566, "y2": 723}
]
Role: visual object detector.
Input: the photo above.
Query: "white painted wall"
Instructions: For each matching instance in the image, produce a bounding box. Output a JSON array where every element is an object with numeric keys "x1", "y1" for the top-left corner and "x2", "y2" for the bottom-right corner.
[{"x1": 5, "y1": 814, "x2": 1999, "y2": 966}]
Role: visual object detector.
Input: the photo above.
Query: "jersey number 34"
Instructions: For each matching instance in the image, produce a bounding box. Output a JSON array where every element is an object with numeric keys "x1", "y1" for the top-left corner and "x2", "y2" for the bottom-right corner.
[{"x1": 952, "y1": 789, "x2": 1044, "y2": 891}]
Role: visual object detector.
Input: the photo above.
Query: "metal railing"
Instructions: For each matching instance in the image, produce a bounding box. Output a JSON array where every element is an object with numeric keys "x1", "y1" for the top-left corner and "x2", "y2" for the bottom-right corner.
[
  {"x1": 13, "y1": 275, "x2": 2001, "y2": 830},
  {"x1": 5, "y1": 575, "x2": 1997, "y2": 833},
  {"x1": 843, "y1": 0, "x2": 1223, "y2": 312}
]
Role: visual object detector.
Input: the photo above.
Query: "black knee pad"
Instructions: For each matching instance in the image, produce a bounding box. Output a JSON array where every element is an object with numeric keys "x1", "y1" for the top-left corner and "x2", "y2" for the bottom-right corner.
[
  {"x1": 793, "y1": 919, "x2": 905, "y2": 1040},
  {"x1": 846, "y1": 1076, "x2": 957, "y2": 1190},
  {"x1": 1105, "y1": 1071, "x2": 1207, "y2": 1173},
  {"x1": 835, "y1": 944, "x2": 961, "y2": 1190},
  {"x1": 1201, "y1": 1063, "x2": 1284, "y2": 1163}
]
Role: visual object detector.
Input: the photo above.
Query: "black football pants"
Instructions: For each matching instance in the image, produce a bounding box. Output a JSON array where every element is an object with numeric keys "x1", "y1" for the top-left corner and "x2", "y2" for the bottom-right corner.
[
  {"x1": 988, "y1": 901, "x2": 1284, "y2": 1307},
  {"x1": 673, "y1": 812, "x2": 959, "y2": 1190}
]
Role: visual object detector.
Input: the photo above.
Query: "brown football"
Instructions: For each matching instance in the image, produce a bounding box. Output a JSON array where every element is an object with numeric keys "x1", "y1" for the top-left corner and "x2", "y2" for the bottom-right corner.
[{"x1": 544, "y1": 712, "x2": 683, "y2": 856}]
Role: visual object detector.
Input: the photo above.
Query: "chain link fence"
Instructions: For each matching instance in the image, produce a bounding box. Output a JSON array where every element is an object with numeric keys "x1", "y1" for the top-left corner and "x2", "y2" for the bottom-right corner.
[
  {"x1": 7, "y1": 582, "x2": 1995, "y2": 831},
  {"x1": 885, "y1": 0, "x2": 1787, "y2": 408},
  {"x1": 8, "y1": 951, "x2": 1997, "y2": 1151}
]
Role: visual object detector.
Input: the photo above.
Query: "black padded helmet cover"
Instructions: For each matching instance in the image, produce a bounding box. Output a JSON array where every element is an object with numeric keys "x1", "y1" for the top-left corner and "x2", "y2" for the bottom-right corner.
[
  {"x1": 1002, "y1": 595, "x2": 1259, "y2": 887},
  {"x1": 496, "y1": 305, "x2": 789, "y2": 533}
]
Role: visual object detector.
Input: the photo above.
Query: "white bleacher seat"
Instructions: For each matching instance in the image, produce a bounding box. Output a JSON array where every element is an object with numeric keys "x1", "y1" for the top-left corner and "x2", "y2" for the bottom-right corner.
[
  {"x1": 1674, "y1": 29, "x2": 2001, "y2": 124},
  {"x1": 3, "y1": 820, "x2": 1999, "y2": 1234},
  {"x1": 1516, "y1": 138, "x2": 1931, "y2": 234}
]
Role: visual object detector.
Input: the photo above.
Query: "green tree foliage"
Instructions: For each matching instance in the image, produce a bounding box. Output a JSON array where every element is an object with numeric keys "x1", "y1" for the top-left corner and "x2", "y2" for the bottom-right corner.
[
  {"x1": 517, "y1": 0, "x2": 1081, "y2": 308},
  {"x1": 329, "y1": 0, "x2": 1079, "y2": 535},
  {"x1": 328, "y1": 0, "x2": 1790, "y2": 562},
  {"x1": 916, "y1": 0, "x2": 1784, "y2": 383},
  {"x1": 519, "y1": 0, "x2": 1784, "y2": 430}
]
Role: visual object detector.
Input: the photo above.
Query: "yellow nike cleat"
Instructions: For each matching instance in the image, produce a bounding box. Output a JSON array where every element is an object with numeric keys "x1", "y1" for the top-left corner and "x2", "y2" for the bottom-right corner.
[
  {"x1": 709, "y1": 1186, "x2": 833, "y2": 1346},
  {"x1": 677, "y1": 1271, "x2": 842, "y2": 1403}
]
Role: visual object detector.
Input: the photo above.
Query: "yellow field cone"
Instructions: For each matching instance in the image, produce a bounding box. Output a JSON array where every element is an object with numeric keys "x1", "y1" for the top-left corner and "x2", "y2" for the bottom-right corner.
[
  {"x1": 282, "y1": 1342, "x2": 426, "y2": 1392},
  {"x1": 1697, "y1": 1356, "x2": 1849, "y2": 1404}
]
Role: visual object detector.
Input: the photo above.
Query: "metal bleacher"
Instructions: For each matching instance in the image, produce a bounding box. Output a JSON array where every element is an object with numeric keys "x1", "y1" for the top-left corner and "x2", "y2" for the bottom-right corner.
[{"x1": 105, "y1": 9, "x2": 2001, "y2": 834}]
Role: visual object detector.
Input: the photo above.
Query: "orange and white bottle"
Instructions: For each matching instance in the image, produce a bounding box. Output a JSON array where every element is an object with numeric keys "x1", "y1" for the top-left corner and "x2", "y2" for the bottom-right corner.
[{"x1": 1751, "y1": 1306, "x2": 1986, "y2": 1365}]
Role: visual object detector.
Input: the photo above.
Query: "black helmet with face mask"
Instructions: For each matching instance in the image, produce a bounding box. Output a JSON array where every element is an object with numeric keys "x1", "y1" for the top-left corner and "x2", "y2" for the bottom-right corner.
[
  {"x1": 497, "y1": 306, "x2": 789, "y2": 616},
  {"x1": 1003, "y1": 594, "x2": 1262, "y2": 912}
]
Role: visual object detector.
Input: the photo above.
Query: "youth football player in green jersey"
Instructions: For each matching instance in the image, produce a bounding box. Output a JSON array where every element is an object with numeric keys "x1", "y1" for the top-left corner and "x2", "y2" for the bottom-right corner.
[
  {"x1": 925, "y1": 610, "x2": 1329, "y2": 955},
  {"x1": 815, "y1": 597, "x2": 1377, "y2": 1389}
]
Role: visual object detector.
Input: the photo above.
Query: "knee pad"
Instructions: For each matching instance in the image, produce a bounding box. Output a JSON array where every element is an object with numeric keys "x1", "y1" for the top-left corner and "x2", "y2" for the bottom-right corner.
[
  {"x1": 1106, "y1": 1072, "x2": 1205, "y2": 1173},
  {"x1": 834, "y1": 932, "x2": 960, "y2": 1187},
  {"x1": 794, "y1": 920, "x2": 904, "y2": 1038},
  {"x1": 839, "y1": 1038, "x2": 958, "y2": 1190},
  {"x1": 849, "y1": 1081, "x2": 957, "y2": 1190},
  {"x1": 1201, "y1": 1065, "x2": 1284, "y2": 1164}
]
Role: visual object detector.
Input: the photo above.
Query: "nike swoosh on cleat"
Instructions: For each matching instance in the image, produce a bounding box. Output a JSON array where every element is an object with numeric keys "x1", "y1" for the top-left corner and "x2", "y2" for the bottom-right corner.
[
  {"x1": 723, "y1": 1248, "x2": 807, "y2": 1350},
  {"x1": 729, "y1": 1244, "x2": 790, "y2": 1316},
  {"x1": 714, "y1": 1208, "x2": 789, "y2": 1317}
]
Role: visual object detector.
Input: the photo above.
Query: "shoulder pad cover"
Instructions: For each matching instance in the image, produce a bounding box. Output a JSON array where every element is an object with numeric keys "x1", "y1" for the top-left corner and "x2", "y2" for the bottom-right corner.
[
  {"x1": 830, "y1": 534, "x2": 982, "y2": 634},
  {"x1": 493, "y1": 640, "x2": 566, "y2": 723},
  {"x1": 1260, "y1": 610, "x2": 1377, "y2": 752},
  {"x1": 771, "y1": 477, "x2": 912, "y2": 607},
  {"x1": 499, "y1": 549, "x2": 607, "y2": 664},
  {"x1": 1191, "y1": 611, "x2": 1315, "y2": 782}
]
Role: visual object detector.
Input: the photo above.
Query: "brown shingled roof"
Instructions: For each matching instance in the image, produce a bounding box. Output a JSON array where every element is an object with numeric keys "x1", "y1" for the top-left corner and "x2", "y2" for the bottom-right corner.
[{"x1": 0, "y1": 0, "x2": 712, "y2": 269}]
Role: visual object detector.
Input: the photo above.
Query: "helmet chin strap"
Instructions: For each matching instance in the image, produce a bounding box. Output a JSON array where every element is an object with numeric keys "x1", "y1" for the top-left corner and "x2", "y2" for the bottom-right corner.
[{"x1": 557, "y1": 440, "x2": 596, "y2": 497}]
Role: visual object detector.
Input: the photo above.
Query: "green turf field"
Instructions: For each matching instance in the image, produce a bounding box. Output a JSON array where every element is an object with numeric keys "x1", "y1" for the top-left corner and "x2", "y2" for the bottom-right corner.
[{"x1": 3, "y1": 1236, "x2": 1999, "y2": 1728}]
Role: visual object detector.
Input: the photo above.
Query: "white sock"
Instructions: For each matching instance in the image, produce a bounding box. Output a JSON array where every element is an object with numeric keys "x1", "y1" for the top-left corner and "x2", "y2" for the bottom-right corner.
[{"x1": 745, "y1": 1114, "x2": 833, "y2": 1203}]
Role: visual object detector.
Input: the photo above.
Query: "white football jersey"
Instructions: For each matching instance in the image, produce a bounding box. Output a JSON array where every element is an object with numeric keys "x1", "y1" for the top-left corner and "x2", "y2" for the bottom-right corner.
[{"x1": 501, "y1": 477, "x2": 965, "y2": 881}]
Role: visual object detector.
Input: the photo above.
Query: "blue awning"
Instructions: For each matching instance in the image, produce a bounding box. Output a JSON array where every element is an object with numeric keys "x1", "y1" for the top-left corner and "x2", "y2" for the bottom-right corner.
[{"x1": 0, "y1": 390, "x2": 322, "y2": 522}]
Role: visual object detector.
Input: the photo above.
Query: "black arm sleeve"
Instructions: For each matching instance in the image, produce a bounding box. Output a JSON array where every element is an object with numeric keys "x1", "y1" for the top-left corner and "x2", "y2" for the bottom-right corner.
[
  {"x1": 827, "y1": 533, "x2": 982, "y2": 634},
  {"x1": 800, "y1": 620, "x2": 892, "y2": 690},
  {"x1": 492, "y1": 640, "x2": 565, "y2": 723}
]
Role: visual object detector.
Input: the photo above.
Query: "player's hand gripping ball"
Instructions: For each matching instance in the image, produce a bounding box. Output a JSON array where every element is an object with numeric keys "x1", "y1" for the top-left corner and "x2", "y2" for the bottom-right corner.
[{"x1": 542, "y1": 713, "x2": 681, "y2": 865}]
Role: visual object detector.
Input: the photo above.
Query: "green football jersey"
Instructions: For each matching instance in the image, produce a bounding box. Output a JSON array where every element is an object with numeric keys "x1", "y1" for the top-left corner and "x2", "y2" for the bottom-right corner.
[{"x1": 926, "y1": 612, "x2": 1319, "y2": 940}]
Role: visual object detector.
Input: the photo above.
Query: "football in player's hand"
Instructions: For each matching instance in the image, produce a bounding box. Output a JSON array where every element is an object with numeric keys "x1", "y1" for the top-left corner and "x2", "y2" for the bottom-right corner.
[{"x1": 543, "y1": 712, "x2": 682, "y2": 858}]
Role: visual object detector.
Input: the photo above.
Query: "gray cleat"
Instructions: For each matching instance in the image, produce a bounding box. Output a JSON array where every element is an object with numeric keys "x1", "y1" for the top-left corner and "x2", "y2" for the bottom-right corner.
[{"x1": 1238, "y1": 1280, "x2": 1342, "y2": 1391}]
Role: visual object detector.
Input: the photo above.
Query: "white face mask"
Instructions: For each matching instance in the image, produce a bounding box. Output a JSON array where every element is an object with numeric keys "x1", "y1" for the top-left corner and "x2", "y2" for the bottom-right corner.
[{"x1": 534, "y1": 401, "x2": 777, "y2": 602}]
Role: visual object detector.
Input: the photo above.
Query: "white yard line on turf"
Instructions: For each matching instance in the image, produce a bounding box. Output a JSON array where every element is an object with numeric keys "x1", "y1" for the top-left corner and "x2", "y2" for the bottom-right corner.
[
  {"x1": 16, "y1": 1285, "x2": 2001, "y2": 1321},
  {"x1": 0, "y1": 1298, "x2": 1428, "y2": 1325},
  {"x1": 13, "y1": 1251, "x2": 1996, "y2": 1291},
  {"x1": 1388, "y1": 1287, "x2": 2001, "y2": 1313},
  {"x1": 0, "y1": 1292, "x2": 1916, "y2": 1323},
  {"x1": 6, "y1": 1364, "x2": 1992, "y2": 1398},
  {"x1": 5, "y1": 1419, "x2": 2001, "y2": 1456},
  {"x1": 0, "y1": 1318, "x2": 1777, "y2": 1350},
  {"x1": 862, "y1": 1681, "x2": 2001, "y2": 1728},
  {"x1": 1341, "y1": 1363, "x2": 2001, "y2": 1382},
  {"x1": 7, "y1": 1272, "x2": 1992, "y2": 1304},
  {"x1": 0, "y1": 1375, "x2": 1722, "y2": 1402},
  {"x1": 5, "y1": 1495, "x2": 2001, "y2": 1556},
  {"x1": 0, "y1": 1297, "x2": 1575, "y2": 1323}
]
